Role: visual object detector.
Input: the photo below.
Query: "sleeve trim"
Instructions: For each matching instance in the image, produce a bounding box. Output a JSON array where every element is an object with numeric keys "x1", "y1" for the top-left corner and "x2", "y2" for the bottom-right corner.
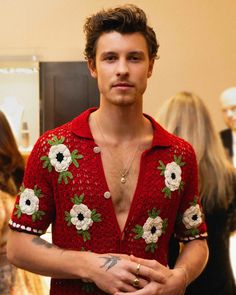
[
  {"x1": 176, "y1": 232, "x2": 208, "y2": 242},
  {"x1": 9, "y1": 219, "x2": 46, "y2": 235}
]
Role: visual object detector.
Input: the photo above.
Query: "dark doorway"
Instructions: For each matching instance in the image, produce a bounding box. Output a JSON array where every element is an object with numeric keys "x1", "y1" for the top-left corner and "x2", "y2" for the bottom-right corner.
[{"x1": 40, "y1": 62, "x2": 99, "y2": 134}]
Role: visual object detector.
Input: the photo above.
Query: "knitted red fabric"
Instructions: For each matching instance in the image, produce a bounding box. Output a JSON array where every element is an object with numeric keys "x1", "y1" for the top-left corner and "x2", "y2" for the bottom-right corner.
[{"x1": 9, "y1": 108, "x2": 207, "y2": 295}]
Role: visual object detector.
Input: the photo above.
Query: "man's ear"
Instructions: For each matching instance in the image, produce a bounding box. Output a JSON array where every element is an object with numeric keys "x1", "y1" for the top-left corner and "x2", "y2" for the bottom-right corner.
[
  {"x1": 87, "y1": 59, "x2": 97, "y2": 78},
  {"x1": 147, "y1": 58, "x2": 155, "y2": 78}
]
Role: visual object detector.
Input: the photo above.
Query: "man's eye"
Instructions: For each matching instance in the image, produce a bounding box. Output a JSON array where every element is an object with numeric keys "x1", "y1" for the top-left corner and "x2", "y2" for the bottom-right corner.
[
  {"x1": 129, "y1": 56, "x2": 141, "y2": 62},
  {"x1": 104, "y1": 56, "x2": 116, "y2": 61}
]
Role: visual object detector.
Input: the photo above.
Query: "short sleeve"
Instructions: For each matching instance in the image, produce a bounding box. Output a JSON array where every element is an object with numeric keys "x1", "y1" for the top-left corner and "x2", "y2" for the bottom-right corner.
[
  {"x1": 174, "y1": 143, "x2": 207, "y2": 242},
  {"x1": 9, "y1": 132, "x2": 55, "y2": 235}
]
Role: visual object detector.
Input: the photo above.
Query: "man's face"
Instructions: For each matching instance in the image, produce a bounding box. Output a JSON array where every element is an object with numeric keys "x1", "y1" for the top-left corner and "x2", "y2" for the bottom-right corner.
[
  {"x1": 88, "y1": 31, "x2": 154, "y2": 107},
  {"x1": 222, "y1": 105, "x2": 236, "y2": 130}
]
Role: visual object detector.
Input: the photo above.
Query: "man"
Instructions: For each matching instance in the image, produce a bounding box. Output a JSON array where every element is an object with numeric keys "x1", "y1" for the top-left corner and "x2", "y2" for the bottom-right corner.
[
  {"x1": 220, "y1": 87, "x2": 236, "y2": 167},
  {"x1": 7, "y1": 5, "x2": 208, "y2": 295}
]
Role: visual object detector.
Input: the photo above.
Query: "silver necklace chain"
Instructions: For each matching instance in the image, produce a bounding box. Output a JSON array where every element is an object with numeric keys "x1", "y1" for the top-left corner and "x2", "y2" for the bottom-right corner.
[{"x1": 94, "y1": 117, "x2": 140, "y2": 184}]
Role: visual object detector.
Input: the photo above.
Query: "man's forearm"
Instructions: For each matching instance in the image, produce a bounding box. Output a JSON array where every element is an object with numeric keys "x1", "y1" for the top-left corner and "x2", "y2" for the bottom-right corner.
[
  {"x1": 174, "y1": 239, "x2": 209, "y2": 285},
  {"x1": 7, "y1": 230, "x2": 92, "y2": 279},
  {"x1": 7, "y1": 230, "x2": 152, "y2": 294}
]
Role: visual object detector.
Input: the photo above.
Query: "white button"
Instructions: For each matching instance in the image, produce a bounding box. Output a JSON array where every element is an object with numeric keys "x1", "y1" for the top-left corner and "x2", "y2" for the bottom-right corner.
[
  {"x1": 104, "y1": 191, "x2": 111, "y2": 199},
  {"x1": 93, "y1": 146, "x2": 101, "y2": 153}
]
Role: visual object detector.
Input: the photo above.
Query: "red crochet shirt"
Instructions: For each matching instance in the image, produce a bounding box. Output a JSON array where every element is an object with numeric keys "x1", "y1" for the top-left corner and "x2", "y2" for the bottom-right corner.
[{"x1": 10, "y1": 108, "x2": 207, "y2": 294}]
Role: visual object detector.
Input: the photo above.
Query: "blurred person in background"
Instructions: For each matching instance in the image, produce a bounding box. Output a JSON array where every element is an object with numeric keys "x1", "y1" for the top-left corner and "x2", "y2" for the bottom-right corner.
[
  {"x1": 0, "y1": 110, "x2": 48, "y2": 295},
  {"x1": 220, "y1": 87, "x2": 236, "y2": 166},
  {"x1": 158, "y1": 91, "x2": 236, "y2": 295}
]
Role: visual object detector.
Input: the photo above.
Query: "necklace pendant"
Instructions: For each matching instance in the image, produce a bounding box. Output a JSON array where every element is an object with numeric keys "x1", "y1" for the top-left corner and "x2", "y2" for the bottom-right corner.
[{"x1": 121, "y1": 176, "x2": 126, "y2": 184}]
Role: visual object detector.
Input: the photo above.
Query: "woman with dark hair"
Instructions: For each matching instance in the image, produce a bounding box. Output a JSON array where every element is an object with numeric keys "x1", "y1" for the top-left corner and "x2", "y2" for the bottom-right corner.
[{"x1": 0, "y1": 110, "x2": 47, "y2": 295}]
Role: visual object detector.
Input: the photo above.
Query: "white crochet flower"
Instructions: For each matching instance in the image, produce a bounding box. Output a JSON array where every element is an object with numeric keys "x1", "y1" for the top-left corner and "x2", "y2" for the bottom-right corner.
[
  {"x1": 142, "y1": 216, "x2": 163, "y2": 244},
  {"x1": 182, "y1": 204, "x2": 202, "y2": 229},
  {"x1": 48, "y1": 144, "x2": 72, "y2": 172},
  {"x1": 70, "y1": 204, "x2": 93, "y2": 231},
  {"x1": 19, "y1": 188, "x2": 39, "y2": 215},
  {"x1": 164, "y1": 161, "x2": 182, "y2": 191}
]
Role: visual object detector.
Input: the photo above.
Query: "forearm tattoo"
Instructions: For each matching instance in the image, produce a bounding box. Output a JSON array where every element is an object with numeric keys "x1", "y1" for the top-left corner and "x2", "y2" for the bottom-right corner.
[
  {"x1": 32, "y1": 236, "x2": 57, "y2": 249},
  {"x1": 99, "y1": 255, "x2": 121, "y2": 271}
]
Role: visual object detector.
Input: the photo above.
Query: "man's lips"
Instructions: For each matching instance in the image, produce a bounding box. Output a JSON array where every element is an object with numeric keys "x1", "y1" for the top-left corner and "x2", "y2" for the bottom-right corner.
[{"x1": 112, "y1": 82, "x2": 134, "y2": 88}]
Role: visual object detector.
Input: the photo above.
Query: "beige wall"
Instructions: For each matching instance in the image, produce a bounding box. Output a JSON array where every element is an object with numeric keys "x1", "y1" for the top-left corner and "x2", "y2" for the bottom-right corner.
[{"x1": 1, "y1": 0, "x2": 236, "y2": 131}]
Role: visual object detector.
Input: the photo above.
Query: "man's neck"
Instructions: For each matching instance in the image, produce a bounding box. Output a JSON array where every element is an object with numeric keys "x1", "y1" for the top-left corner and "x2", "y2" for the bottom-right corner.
[{"x1": 90, "y1": 105, "x2": 151, "y2": 144}]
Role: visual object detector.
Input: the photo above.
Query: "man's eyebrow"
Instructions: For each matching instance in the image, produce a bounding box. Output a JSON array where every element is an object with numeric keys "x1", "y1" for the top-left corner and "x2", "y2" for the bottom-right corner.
[
  {"x1": 128, "y1": 51, "x2": 145, "y2": 55},
  {"x1": 100, "y1": 51, "x2": 145, "y2": 57},
  {"x1": 128, "y1": 51, "x2": 145, "y2": 57},
  {"x1": 100, "y1": 51, "x2": 117, "y2": 57}
]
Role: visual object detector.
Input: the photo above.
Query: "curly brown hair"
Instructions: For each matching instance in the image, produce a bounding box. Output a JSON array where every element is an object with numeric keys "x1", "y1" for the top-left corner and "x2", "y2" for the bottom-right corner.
[{"x1": 83, "y1": 4, "x2": 159, "y2": 62}]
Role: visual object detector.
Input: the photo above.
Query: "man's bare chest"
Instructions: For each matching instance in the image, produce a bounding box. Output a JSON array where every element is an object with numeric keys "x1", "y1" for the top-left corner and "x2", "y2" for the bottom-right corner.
[{"x1": 101, "y1": 152, "x2": 141, "y2": 209}]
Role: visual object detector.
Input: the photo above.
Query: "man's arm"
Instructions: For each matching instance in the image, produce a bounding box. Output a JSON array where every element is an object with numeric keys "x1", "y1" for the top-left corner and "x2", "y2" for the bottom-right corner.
[
  {"x1": 7, "y1": 230, "x2": 93, "y2": 279},
  {"x1": 7, "y1": 230, "x2": 155, "y2": 294},
  {"x1": 115, "y1": 239, "x2": 208, "y2": 295},
  {"x1": 174, "y1": 239, "x2": 208, "y2": 286}
]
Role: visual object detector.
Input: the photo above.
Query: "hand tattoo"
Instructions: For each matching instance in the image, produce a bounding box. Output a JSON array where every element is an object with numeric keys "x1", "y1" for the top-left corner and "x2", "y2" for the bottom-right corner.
[{"x1": 99, "y1": 255, "x2": 121, "y2": 271}]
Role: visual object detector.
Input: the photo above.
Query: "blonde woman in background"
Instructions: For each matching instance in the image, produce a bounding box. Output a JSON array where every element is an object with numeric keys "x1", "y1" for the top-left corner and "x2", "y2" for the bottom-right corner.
[
  {"x1": 0, "y1": 110, "x2": 48, "y2": 295},
  {"x1": 158, "y1": 92, "x2": 236, "y2": 295}
]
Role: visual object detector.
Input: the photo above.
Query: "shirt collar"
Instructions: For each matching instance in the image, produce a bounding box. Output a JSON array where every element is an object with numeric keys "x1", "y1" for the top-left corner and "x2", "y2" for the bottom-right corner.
[{"x1": 71, "y1": 108, "x2": 172, "y2": 148}]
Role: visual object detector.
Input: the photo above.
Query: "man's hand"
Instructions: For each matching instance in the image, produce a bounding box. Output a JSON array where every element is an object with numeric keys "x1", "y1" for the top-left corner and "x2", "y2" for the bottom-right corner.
[
  {"x1": 89, "y1": 253, "x2": 167, "y2": 294},
  {"x1": 114, "y1": 255, "x2": 186, "y2": 295},
  {"x1": 89, "y1": 253, "x2": 149, "y2": 294}
]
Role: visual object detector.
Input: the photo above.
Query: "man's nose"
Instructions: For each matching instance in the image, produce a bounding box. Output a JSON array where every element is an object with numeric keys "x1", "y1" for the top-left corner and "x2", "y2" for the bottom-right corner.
[{"x1": 116, "y1": 59, "x2": 129, "y2": 76}]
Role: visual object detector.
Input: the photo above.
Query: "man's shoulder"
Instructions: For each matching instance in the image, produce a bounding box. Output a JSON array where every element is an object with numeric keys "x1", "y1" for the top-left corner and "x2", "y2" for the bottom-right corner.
[
  {"x1": 219, "y1": 128, "x2": 232, "y2": 144},
  {"x1": 33, "y1": 112, "x2": 89, "y2": 154},
  {"x1": 219, "y1": 128, "x2": 233, "y2": 154},
  {"x1": 220, "y1": 128, "x2": 231, "y2": 137},
  {"x1": 38, "y1": 109, "x2": 93, "y2": 144},
  {"x1": 39, "y1": 120, "x2": 74, "y2": 143},
  {"x1": 153, "y1": 118, "x2": 194, "y2": 152},
  {"x1": 153, "y1": 115, "x2": 195, "y2": 154},
  {"x1": 169, "y1": 131, "x2": 194, "y2": 153}
]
